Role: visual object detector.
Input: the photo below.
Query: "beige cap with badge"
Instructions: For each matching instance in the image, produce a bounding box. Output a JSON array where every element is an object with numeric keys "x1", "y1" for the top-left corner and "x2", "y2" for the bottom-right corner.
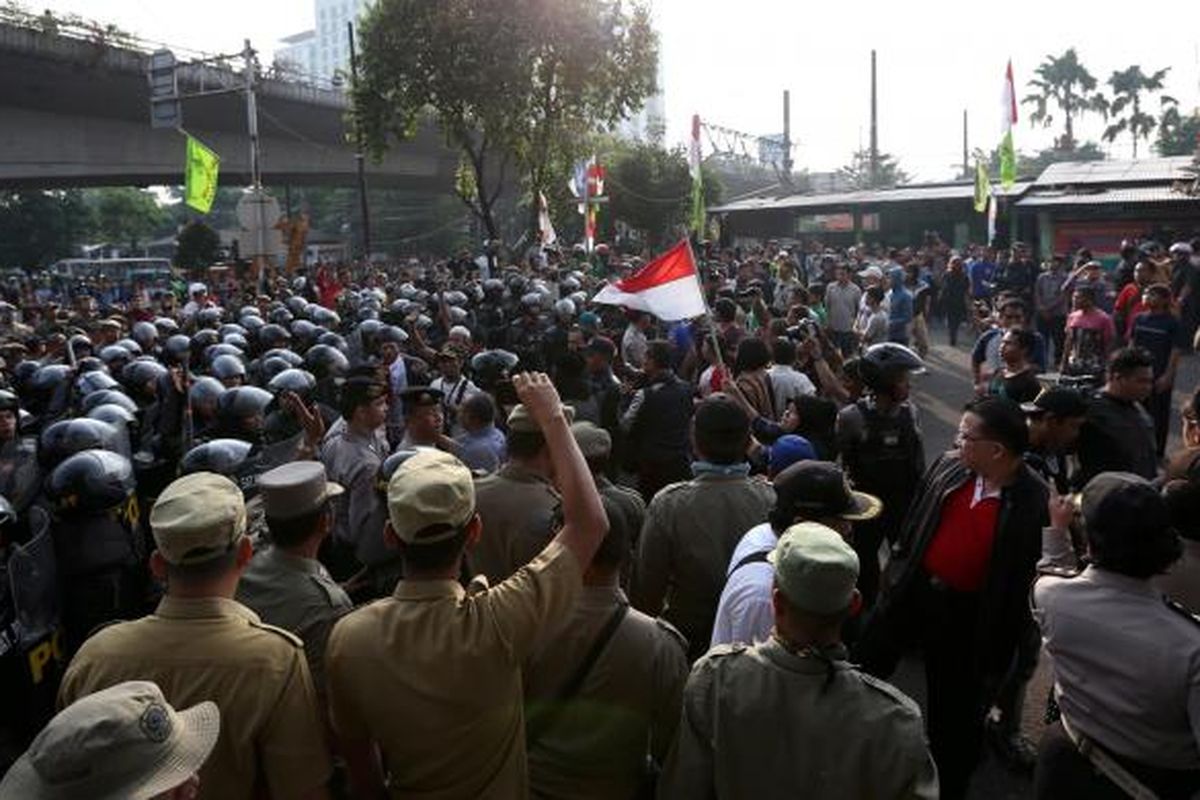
[
  {"x1": 150, "y1": 472, "x2": 247, "y2": 565},
  {"x1": 386, "y1": 449, "x2": 476, "y2": 544},
  {"x1": 0, "y1": 680, "x2": 219, "y2": 800}
]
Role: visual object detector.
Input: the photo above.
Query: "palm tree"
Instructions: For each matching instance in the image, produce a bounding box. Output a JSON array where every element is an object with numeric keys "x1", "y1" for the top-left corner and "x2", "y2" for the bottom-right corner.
[
  {"x1": 1102, "y1": 65, "x2": 1176, "y2": 158},
  {"x1": 1022, "y1": 48, "x2": 1109, "y2": 152}
]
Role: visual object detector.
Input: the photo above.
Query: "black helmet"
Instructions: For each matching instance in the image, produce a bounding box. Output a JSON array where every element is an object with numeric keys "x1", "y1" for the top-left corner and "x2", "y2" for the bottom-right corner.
[
  {"x1": 131, "y1": 321, "x2": 158, "y2": 351},
  {"x1": 0, "y1": 389, "x2": 19, "y2": 414},
  {"x1": 376, "y1": 448, "x2": 423, "y2": 496},
  {"x1": 12, "y1": 361, "x2": 40, "y2": 394},
  {"x1": 240, "y1": 315, "x2": 265, "y2": 337},
  {"x1": 115, "y1": 338, "x2": 143, "y2": 356},
  {"x1": 257, "y1": 356, "x2": 294, "y2": 385},
  {"x1": 195, "y1": 307, "x2": 223, "y2": 330},
  {"x1": 860, "y1": 343, "x2": 924, "y2": 394},
  {"x1": 304, "y1": 345, "x2": 350, "y2": 382},
  {"x1": 267, "y1": 368, "x2": 317, "y2": 403},
  {"x1": 223, "y1": 332, "x2": 249, "y2": 352},
  {"x1": 483, "y1": 278, "x2": 504, "y2": 296},
  {"x1": 285, "y1": 296, "x2": 309, "y2": 317},
  {"x1": 188, "y1": 376, "x2": 226, "y2": 411},
  {"x1": 26, "y1": 364, "x2": 73, "y2": 416},
  {"x1": 80, "y1": 389, "x2": 138, "y2": 416},
  {"x1": 47, "y1": 450, "x2": 135, "y2": 515},
  {"x1": 204, "y1": 343, "x2": 244, "y2": 364},
  {"x1": 259, "y1": 324, "x2": 291, "y2": 351},
  {"x1": 39, "y1": 418, "x2": 123, "y2": 470},
  {"x1": 291, "y1": 319, "x2": 319, "y2": 346},
  {"x1": 76, "y1": 356, "x2": 106, "y2": 374},
  {"x1": 86, "y1": 403, "x2": 137, "y2": 429},
  {"x1": 378, "y1": 325, "x2": 409, "y2": 346},
  {"x1": 217, "y1": 386, "x2": 273, "y2": 425},
  {"x1": 163, "y1": 334, "x2": 192, "y2": 365},
  {"x1": 75, "y1": 370, "x2": 120, "y2": 399},
  {"x1": 191, "y1": 330, "x2": 220, "y2": 360},
  {"x1": 153, "y1": 316, "x2": 179, "y2": 337},
  {"x1": 220, "y1": 323, "x2": 248, "y2": 339},
  {"x1": 122, "y1": 359, "x2": 168, "y2": 394},
  {"x1": 268, "y1": 307, "x2": 294, "y2": 327},
  {"x1": 310, "y1": 307, "x2": 340, "y2": 329},
  {"x1": 316, "y1": 332, "x2": 348, "y2": 353},
  {"x1": 262, "y1": 348, "x2": 303, "y2": 368},
  {"x1": 99, "y1": 345, "x2": 132, "y2": 372},
  {"x1": 180, "y1": 438, "x2": 254, "y2": 478},
  {"x1": 210, "y1": 354, "x2": 246, "y2": 384},
  {"x1": 68, "y1": 334, "x2": 93, "y2": 358},
  {"x1": 471, "y1": 349, "x2": 520, "y2": 374}
]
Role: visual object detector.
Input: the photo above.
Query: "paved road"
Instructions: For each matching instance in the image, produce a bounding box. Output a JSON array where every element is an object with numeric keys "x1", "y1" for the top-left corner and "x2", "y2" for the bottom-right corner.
[{"x1": 901, "y1": 325, "x2": 1196, "y2": 798}]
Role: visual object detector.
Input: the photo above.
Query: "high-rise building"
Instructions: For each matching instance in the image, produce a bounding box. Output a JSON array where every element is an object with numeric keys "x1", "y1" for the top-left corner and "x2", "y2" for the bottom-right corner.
[{"x1": 277, "y1": 0, "x2": 372, "y2": 83}]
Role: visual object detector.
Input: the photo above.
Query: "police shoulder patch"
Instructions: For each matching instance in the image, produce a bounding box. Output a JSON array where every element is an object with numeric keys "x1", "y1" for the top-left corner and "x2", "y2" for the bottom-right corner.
[
  {"x1": 705, "y1": 642, "x2": 749, "y2": 660},
  {"x1": 858, "y1": 670, "x2": 921, "y2": 712},
  {"x1": 1165, "y1": 597, "x2": 1200, "y2": 628},
  {"x1": 249, "y1": 620, "x2": 303, "y2": 648}
]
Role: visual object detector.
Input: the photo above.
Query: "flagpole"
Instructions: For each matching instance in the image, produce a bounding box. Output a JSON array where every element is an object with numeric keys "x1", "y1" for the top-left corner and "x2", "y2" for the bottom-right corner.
[{"x1": 683, "y1": 238, "x2": 748, "y2": 408}]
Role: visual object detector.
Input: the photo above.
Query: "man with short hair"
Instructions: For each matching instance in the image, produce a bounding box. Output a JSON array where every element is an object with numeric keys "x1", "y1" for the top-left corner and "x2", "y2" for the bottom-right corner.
[
  {"x1": 236, "y1": 461, "x2": 351, "y2": 703},
  {"x1": 1034, "y1": 473, "x2": 1198, "y2": 798},
  {"x1": 857, "y1": 398, "x2": 1049, "y2": 799},
  {"x1": 711, "y1": 460, "x2": 881, "y2": 647},
  {"x1": 58, "y1": 472, "x2": 331, "y2": 800},
  {"x1": 767, "y1": 337, "x2": 816, "y2": 413},
  {"x1": 1021, "y1": 387, "x2": 1089, "y2": 493},
  {"x1": 325, "y1": 373, "x2": 608, "y2": 799},
  {"x1": 523, "y1": 493, "x2": 688, "y2": 799},
  {"x1": 571, "y1": 421, "x2": 645, "y2": 561},
  {"x1": 971, "y1": 299, "x2": 1048, "y2": 395},
  {"x1": 454, "y1": 392, "x2": 507, "y2": 473},
  {"x1": 321, "y1": 372, "x2": 392, "y2": 585},
  {"x1": 621, "y1": 339, "x2": 695, "y2": 502},
  {"x1": 621, "y1": 311, "x2": 652, "y2": 371},
  {"x1": 1131, "y1": 283, "x2": 1183, "y2": 456},
  {"x1": 1075, "y1": 347, "x2": 1157, "y2": 485},
  {"x1": 824, "y1": 265, "x2": 862, "y2": 356},
  {"x1": 429, "y1": 348, "x2": 479, "y2": 436},
  {"x1": 632, "y1": 394, "x2": 776, "y2": 661},
  {"x1": 660, "y1": 523, "x2": 939, "y2": 798},
  {"x1": 471, "y1": 402, "x2": 567, "y2": 584}
]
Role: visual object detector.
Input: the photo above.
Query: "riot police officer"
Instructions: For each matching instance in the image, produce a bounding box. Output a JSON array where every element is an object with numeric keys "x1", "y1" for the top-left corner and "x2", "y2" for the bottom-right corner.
[
  {"x1": 0, "y1": 391, "x2": 40, "y2": 517},
  {"x1": 836, "y1": 342, "x2": 926, "y2": 610}
]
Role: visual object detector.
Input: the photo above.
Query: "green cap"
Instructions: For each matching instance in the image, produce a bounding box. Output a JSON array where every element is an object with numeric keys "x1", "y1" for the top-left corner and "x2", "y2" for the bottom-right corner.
[
  {"x1": 768, "y1": 522, "x2": 860, "y2": 614},
  {"x1": 570, "y1": 421, "x2": 611, "y2": 459}
]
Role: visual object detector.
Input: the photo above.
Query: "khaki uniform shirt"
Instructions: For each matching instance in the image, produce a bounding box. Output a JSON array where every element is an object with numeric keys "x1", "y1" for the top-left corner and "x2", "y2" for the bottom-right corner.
[
  {"x1": 632, "y1": 474, "x2": 775, "y2": 659},
  {"x1": 58, "y1": 596, "x2": 331, "y2": 800},
  {"x1": 326, "y1": 540, "x2": 582, "y2": 800},
  {"x1": 659, "y1": 638, "x2": 939, "y2": 799},
  {"x1": 523, "y1": 584, "x2": 688, "y2": 800},
  {"x1": 320, "y1": 421, "x2": 390, "y2": 567},
  {"x1": 471, "y1": 463, "x2": 561, "y2": 584},
  {"x1": 236, "y1": 545, "x2": 353, "y2": 699}
]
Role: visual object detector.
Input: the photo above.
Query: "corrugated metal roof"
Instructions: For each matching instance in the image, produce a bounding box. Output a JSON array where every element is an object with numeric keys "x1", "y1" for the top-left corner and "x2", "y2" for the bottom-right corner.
[
  {"x1": 710, "y1": 181, "x2": 1030, "y2": 213},
  {"x1": 1033, "y1": 156, "x2": 1194, "y2": 187},
  {"x1": 1016, "y1": 186, "x2": 1200, "y2": 207}
]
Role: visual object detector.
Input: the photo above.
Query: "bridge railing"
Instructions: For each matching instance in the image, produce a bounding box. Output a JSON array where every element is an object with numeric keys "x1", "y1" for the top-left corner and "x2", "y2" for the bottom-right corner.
[{"x1": 0, "y1": 3, "x2": 342, "y2": 92}]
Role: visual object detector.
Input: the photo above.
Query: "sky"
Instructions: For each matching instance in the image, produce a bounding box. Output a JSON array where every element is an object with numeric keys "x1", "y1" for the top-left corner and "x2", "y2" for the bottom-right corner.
[{"x1": 40, "y1": 0, "x2": 1200, "y2": 182}]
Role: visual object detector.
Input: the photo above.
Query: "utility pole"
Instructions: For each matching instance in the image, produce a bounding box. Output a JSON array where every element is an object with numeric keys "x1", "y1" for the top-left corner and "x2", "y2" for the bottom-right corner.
[
  {"x1": 962, "y1": 108, "x2": 969, "y2": 178},
  {"x1": 347, "y1": 21, "x2": 372, "y2": 260},
  {"x1": 869, "y1": 50, "x2": 879, "y2": 188},
  {"x1": 782, "y1": 90, "x2": 794, "y2": 186},
  {"x1": 242, "y1": 39, "x2": 267, "y2": 293}
]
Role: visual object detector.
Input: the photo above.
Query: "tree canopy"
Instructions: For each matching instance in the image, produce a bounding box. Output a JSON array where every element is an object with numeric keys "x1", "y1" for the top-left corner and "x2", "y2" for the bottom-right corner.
[
  {"x1": 353, "y1": 0, "x2": 658, "y2": 244},
  {"x1": 1022, "y1": 48, "x2": 1108, "y2": 152},
  {"x1": 1102, "y1": 65, "x2": 1175, "y2": 158},
  {"x1": 838, "y1": 148, "x2": 910, "y2": 190},
  {"x1": 1157, "y1": 108, "x2": 1200, "y2": 157}
]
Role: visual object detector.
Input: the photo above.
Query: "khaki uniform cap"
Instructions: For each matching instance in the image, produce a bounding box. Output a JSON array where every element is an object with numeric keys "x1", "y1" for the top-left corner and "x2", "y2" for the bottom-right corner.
[
  {"x1": 386, "y1": 449, "x2": 475, "y2": 544},
  {"x1": 258, "y1": 461, "x2": 344, "y2": 520},
  {"x1": 150, "y1": 472, "x2": 247, "y2": 565},
  {"x1": 507, "y1": 403, "x2": 574, "y2": 434},
  {"x1": 570, "y1": 421, "x2": 612, "y2": 460},
  {"x1": 769, "y1": 522, "x2": 860, "y2": 614}
]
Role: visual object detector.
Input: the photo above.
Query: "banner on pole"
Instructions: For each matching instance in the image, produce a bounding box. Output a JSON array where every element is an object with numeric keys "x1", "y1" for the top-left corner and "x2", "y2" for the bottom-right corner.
[{"x1": 184, "y1": 135, "x2": 220, "y2": 214}]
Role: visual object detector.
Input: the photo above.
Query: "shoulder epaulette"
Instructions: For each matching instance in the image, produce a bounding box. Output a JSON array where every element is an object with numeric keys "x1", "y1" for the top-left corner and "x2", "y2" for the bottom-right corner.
[
  {"x1": 653, "y1": 617, "x2": 688, "y2": 652},
  {"x1": 249, "y1": 620, "x2": 304, "y2": 648}
]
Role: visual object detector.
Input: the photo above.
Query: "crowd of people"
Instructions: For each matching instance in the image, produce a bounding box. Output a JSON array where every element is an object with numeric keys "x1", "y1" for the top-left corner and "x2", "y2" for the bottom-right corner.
[{"x1": 0, "y1": 233, "x2": 1197, "y2": 799}]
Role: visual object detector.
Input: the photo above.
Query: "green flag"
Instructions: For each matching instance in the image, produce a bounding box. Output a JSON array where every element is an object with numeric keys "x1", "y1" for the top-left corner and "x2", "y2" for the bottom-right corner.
[
  {"x1": 973, "y1": 160, "x2": 991, "y2": 213},
  {"x1": 689, "y1": 114, "x2": 705, "y2": 234},
  {"x1": 184, "y1": 135, "x2": 220, "y2": 214},
  {"x1": 999, "y1": 60, "x2": 1018, "y2": 189}
]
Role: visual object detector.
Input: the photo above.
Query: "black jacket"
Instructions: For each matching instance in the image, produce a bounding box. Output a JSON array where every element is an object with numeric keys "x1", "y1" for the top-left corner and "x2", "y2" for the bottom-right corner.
[{"x1": 857, "y1": 451, "x2": 1049, "y2": 680}]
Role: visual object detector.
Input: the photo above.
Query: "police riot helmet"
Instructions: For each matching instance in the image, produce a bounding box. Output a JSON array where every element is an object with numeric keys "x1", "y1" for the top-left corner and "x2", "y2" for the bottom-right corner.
[
  {"x1": 223, "y1": 332, "x2": 249, "y2": 352},
  {"x1": 218, "y1": 386, "x2": 273, "y2": 421},
  {"x1": 285, "y1": 296, "x2": 309, "y2": 317},
  {"x1": 100, "y1": 345, "x2": 132, "y2": 371},
  {"x1": 258, "y1": 324, "x2": 291, "y2": 351},
  {"x1": 257, "y1": 356, "x2": 294, "y2": 385},
  {"x1": 12, "y1": 361, "x2": 40, "y2": 395},
  {"x1": 75, "y1": 370, "x2": 120, "y2": 398},
  {"x1": 470, "y1": 349, "x2": 520, "y2": 374},
  {"x1": 47, "y1": 450, "x2": 135, "y2": 515},
  {"x1": 188, "y1": 375, "x2": 226, "y2": 411},
  {"x1": 76, "y1": 356, "x2": 106, "y2": 375},
  {"x1": 220, "y1": 323, "x2": 248, "y2": 340},
  {"x1": 443, "y1": 290, "x2": 468, "y2": 307},
  {"x1": 310, "y1": 306, "x2": 340, "y2": 329},
  {"x1": 162, "y1": 334, "x2": 192, "y2": 365},
  {"x1": 191, "y1": 328, "x2": 220, "y2": 356},
  {"x1": 0, "y1": 389, "x2": 18, "y2": 414},
  {"x1": 317, "y1": 332, "x2": 349, "y2": 353},
  {"x1": 358, "y1": 306, "x2": 380, "y2": 323},
  {"x1": 378, "y1": 325, "x2": 409, "y2": 346},
  {"x1": 25, "y1": 364, "x2": 73, "y2": 416},
  {"x1": 376, "y1": 448, "x2": 423, "y2": 498},
  {"x1": 304, "y1": 345, "x2": 350, "y2": 382},
  {"x1": 153, "y1": 316, "x2": 179, "y2": 337},
  {"x1": 358, "y1": 318, "x2": 384, "y2": 347},
  {"x1": 180, "y1": 438, "x2": 254, "y2": 478},
  {"x1": 80, "y1": 389, "x2": 138, "y2": 416},
  {"x1": 210, "y1": 354, "x2": 247, "y2": 384},
  {"x1": 195, "y1": 307, "x2": 223, "y2": 330},
  {"x1": 860, "y1": 342, "x2": 924, "y2": 394},
  {"x1": 240, "y1": 315, "x2": 265, "y2": 338},
  {"x1": 116, "y1": 337, "x2": 144, "y2": 355},
  {"x1": 262, "y1": 348, "x2": 303, "y2": 368},
  {"x1": 86, "y1": 403, "x2": 137, "y2": 429},
  {"x1": 291, "y1": 319, "x2": 319, "y2": 346},
  {"x1": 267, "y1": 368, "x2": 318, "y2": 404},
  {"x1": 121, "y1": 359, "x2": 168, "y2": 394},
  {"x1": 268, "y1": 307, "x2": 294, "y2": 327},
  {"x1": 39, "y1": 418, "x2": 124, "y2": 470},
  {"x1": 0, "y1": 495, "x2": 15, "y2": 528},
  {"x1": 68, "y1": 334, "x2": 93, "y2": 359},
  {"x1": 204, "y1": 343, "x2": 245, "y2": 365},
  {"x1": 483, "y1": 278, "x2": 505, "y2": 296},
  {"x1": 131, "y1": 321, "x2": 158, "y2": 351},
  {"x1": 553, "y1": 298, "x2": 576, "y2": 318}
]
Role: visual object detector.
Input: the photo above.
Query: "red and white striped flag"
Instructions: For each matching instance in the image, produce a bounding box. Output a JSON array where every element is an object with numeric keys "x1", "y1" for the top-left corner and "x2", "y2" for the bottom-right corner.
[{"x1": 592, "y1": 239, "x2": 707, "y2": 321}]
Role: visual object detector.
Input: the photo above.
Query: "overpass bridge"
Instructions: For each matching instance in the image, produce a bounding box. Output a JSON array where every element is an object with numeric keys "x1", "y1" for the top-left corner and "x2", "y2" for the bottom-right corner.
[{"x1": 0, "y1": 16, "x2": 458, "y2": 189}]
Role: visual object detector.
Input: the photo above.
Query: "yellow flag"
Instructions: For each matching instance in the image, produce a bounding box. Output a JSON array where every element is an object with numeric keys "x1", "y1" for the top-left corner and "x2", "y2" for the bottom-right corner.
[{"x1": 184, "y1": 136, "x2": 219, "y2": 214}]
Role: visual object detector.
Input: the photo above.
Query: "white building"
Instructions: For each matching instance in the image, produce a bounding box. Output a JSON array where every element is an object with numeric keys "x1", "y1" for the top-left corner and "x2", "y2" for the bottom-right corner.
[
  {"x1": 277, "y1": 0, "x2": 372, "y2": 83},
  {"x1": 616, "y1": 55, "x2": 665, "y2": 142}
]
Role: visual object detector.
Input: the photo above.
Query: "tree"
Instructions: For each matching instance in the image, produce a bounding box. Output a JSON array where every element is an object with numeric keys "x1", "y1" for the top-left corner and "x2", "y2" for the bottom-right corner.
[
  {"x1": 838, "y1": 148, "x2": 910, "y2": 190},
  {"x1": 86, "y1": 188, "x2": 167, "y2": 253},
  {"x1": 1022, "y1": 48, "x2": 1108, "y2": 152},
  {"x1": 986, "y1": 141, "x2": 1105, "y2": 177},
  {"x1": 0, "y1": 190, "x2": 94, "y2": 268},
  {"x1": 1156, "y1": 107, "x2": 1200, "y2": 156},
  {"x1": 602, "y1": 140, "x2": 723, "y2": 249},
  {"x1": 1101, "y1": 66, "x2": 1175, "y2": 158},
  {"x1": 175, "y1": 221, "x2": 220, "y2": 271},
  {"x1": 353, "y1": 0, "x2": 658, "y2": 243}
]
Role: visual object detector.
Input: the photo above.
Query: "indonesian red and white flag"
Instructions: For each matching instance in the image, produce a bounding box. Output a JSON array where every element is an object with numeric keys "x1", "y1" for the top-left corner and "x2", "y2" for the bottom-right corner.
[{"x1": 591, "y1": 239, "x2": 707, "y2": 321}]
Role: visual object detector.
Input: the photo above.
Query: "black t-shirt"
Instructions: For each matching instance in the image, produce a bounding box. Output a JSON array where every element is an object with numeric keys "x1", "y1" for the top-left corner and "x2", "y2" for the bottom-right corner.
[{"x1": 1131, "y1": 311, "x2": 1181, "y2": 377}]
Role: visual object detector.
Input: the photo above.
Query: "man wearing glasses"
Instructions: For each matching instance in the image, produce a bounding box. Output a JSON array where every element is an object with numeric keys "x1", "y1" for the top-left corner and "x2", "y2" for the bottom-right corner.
[{"x1": 855, "y1": 398, "x2": 1049, "y2": 800}]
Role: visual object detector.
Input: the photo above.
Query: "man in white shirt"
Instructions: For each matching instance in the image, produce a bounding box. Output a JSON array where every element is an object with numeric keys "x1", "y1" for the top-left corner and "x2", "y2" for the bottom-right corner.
[
  {"x1": 710, "y1": 460, "x2": 881, "y2": 648},
  {"x1": 429, "y1": 348, "x2": 479, "y2": 436},
  {"x1": 767, "y1": 337, "x2": 816, "y2": 414}
]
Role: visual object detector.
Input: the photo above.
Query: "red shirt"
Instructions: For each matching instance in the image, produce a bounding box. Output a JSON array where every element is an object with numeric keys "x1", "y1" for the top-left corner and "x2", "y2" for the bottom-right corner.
[
  {"x1": 921, "y1": 478, "x2": 1001, "y2": 593},
  {"x1": 1114, "y1": 283, "x2": 1147, "y2": 338}
]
